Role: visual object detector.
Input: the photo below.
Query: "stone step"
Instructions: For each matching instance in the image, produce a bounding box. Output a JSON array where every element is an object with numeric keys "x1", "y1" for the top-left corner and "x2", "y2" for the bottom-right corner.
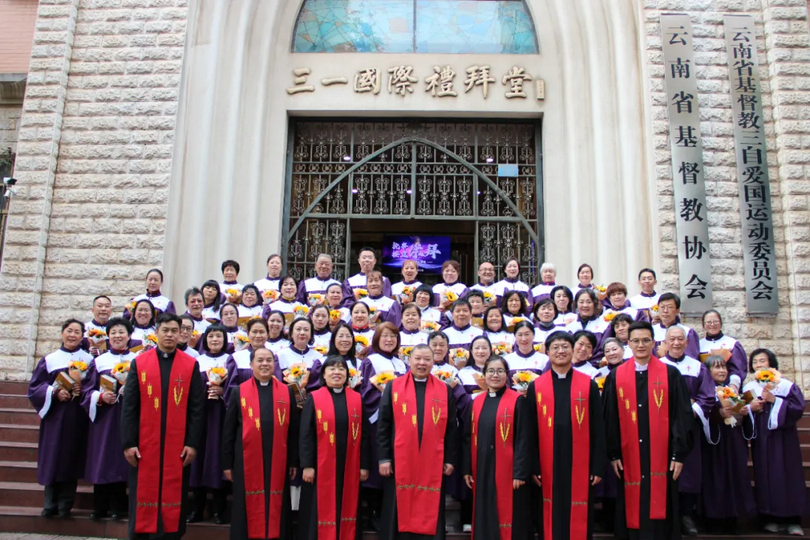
[
  {"x1": 0, "y1": 407, "x2": 39, "y2": 426},
  {"x1": 0, "y1": 381, "x2": 28, "y2": 394},
  {"x1": 0, "y1": 460, "x2": 37, "y2": 483},
  {"x1": 0, "y1": 441, "x2": 38, "y2": 462},
  {"x1": 0, "y1": 423, "x2": 39, "y2": 444},
  {"x1": 0, "y1": 481, "x2": 93, "y2": 509},
  {"x1": 0, "y1": 394, "x2": 31, "y2": 409}
]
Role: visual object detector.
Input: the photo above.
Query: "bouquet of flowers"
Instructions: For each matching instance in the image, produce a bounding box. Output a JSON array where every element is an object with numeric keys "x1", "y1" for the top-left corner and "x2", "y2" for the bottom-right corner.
[
  {"x1": 563, "y1": 313, "x2": 577, "y2": 325},
  {"x1": 483, "y1": 291, "x2": 496, "y2": 306},
  {"x1": 329, "y1": 309, "x2": 342, "y2": 323},
  {"x1": 472, "y1": 371, "x2": 488, "y2": 391},
  {"x1": 68, "y1": 361, "x2": 88, "y2": 382},
  {"x1": 283, "y1": 362, "x2": 310, "y2": 407},
  {"x1": 650, "y1": 304, "x2": 659, "y2": 320},
  {"x1": 126, "y1": 299, "x2": 137, "y2": 314},
  {"x1": 112, "y1": 361, "x2": 130, "y2": 386},
  {"x1": 354, "y1": 335, "x2": 370, "y2": 355},
  {"x1": 313, "y1": 344, "x2": 328, "y2": 355},
  {"x1": 370, "y1": 370, "x2": 395, "y2": 392},
  {"x1": 307, "y1": 293, "x2": 324, "y2": 307},
  {"x1": 143, "y1": 332, "x2": 158, "y2": 350},
  {"x1": 492, "y1": 342, "x2": 513, "y2": 356},
  {"x1": 226, "y1": 288, "x2": 242, "y2": 304},
  {"x1": 434, "y1": 369, "x2": 458, "y2": 387},
  {"x1": 294, "y1": 305, "x2": 310, "y2": 318},
  {"x1": 512, "y1": 370, "x2": 539, "y2": 393},
  {"x1": 354, "y1": 288, "x2": 369, "y2": 301},
  {"x1": 400, "y1": 286, "x2": 415, "y2": 304},
  {"x1": 234, "y1": 333, "x2": 251, "y2": 352},
  {"x1": 398, "y1": 346, "x2": 414, "y2": 364},
  {"x1": 420, "y1": 320, "x2": 440, "y2": 334},
  {"x1": 368, "y1": 306, "x2": 380, "y2": 326},
  {"x1": 207, "y1": 367, "x2": 228, "y2": 400},
  {"x1": 262, "y1": 289, "x2": 280, "y2": 303},
  {"x1": 594, "y1": 284, "x2": 607, "y2": 301},
  {"x1": 699, "y1": 347, "x2": 733, "y2": 364},
  {"x1": 87, "y1": 328, "x2": 108, "y2": 352},
  {"x1": 348, "y1": 368, "x2": 362, "y2": 389},
  {"x1": 451, "y1": 348, "x2": 470, "y2": 368},
  {"x1": 603, "y1": 312, "x2": 618, "y2": 323},
  {"x1": 595, "y1": 376, "x2": 606, "y2": 393},
  {"x1": 717, "y1": 386, "x2": 746, "y2": 426},
  {"x1": 506, "y1": 317, "x2": 526, "y2": 332},
  {"x1": 755, "y1": 367, "x2": 781, "y2": 390},
  {"x1": 189, "y1": 329, "x2": 201, "y2": 348},
  {"x1": 533, "y1": 343, "x2": 545, "y2": 354},
  {"x1": 441, "y1": 290, "x2": 459, "y2": 307}
]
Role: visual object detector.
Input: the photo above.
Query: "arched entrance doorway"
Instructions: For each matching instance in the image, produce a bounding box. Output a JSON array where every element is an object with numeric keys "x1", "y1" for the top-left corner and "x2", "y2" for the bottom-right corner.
[{"x1": 282, "y1": 120, "x2": 543, "y2": 285}]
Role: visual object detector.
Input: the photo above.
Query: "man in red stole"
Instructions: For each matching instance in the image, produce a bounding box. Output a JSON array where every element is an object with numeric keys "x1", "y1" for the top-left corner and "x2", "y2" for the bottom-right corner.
[
  {"x1": 526, "y1": 331, "x2": 605, "y2": 540},
  {"x1": 121, "y1": 313, "x2": 205, "y2": 540},
  {"x1": 603, "y1": 321, "x2": 693, "y2": 540},
  {"x1": 377, "y1": 344, "x2": 457, "y2": 540}
]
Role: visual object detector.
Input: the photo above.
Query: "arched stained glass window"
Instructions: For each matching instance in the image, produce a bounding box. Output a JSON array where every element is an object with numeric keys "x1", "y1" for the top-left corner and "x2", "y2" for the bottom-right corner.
[{"x1": 293, "y1": 0, "x2": 538, "y2": 54}]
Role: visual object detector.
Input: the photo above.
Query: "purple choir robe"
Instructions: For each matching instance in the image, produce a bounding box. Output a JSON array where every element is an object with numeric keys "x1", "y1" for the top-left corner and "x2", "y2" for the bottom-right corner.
[
  {"x1": 699, "y1": 334, "x2": 747, "y2": 390},
  {"x1": 80, "y1": 350, "x2": 133, "y2": 485},
  {"x1": 432, "y1": 282, "x2": 469, "y2": 309},
  {"x1": 503, "y1": 349, "x2": 549, "y2": 381},
  {"x1": 653, "y1": 319, "x2": 700, "y2": 360},
  {"x1": 342, "y1": 272, "x2": 393, "y2": 308},
  {"x1": 530, "y1": 282, "x2": 556, "y2": 305},
  {"x1": 27, "y1": 348, "x2": 93, "y2": 485},
  {"x1": 565, "y1": 315, "x2": 612, "y2": 365},
  {"x1": 431, "y1": 360, "x2": 472, "y2": 503},
  {"x1": 275, "y1": 346, "x2": 323, "y2": 393},
  {"x1": 661, "y1": 354, "x2": 715, "y2": 495},
  {"x1": 224, "y1": 348, "x2": 257, "y2": 406},
  {"x1": 744, "y1": 379, "x2": 807, "y2": 518},
  {"x1": 297, "y1": 275, "x2": 341, "y2": 306},
  {"x1": 361, "y1": 295, "x2": 402, "y2": 329},
  {"x1": 131, "y1": 291, "x2": 176, "y2": 315},
  {"x1": 190, "y1": 352, "x2": 229, "y2": 490},
  {"x1": 495, "y1": 278, "x2": 533, "y2": 315}
]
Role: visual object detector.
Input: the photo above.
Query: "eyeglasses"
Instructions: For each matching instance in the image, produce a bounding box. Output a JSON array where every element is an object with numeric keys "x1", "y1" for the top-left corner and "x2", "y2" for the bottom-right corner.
[
  {"x1": 629, "y1": 338, "x2": 654, "y2": 345},
  {"x1": 180, "y1": 326, "x2": 194, "y2": 332},
  {"x1": 485, "y1": 369, "x2": 507, "y2": 375}
]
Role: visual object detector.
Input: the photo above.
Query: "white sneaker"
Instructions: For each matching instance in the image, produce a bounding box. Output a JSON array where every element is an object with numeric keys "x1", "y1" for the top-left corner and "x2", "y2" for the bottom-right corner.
[
  {"x1": 788, "y1": 525, "x2": 805, "y2": 536},
  {"x1": 462, "y1": 524, "x2": 472, "y2": 533},
  {"x1": 764, "y1": 522, "x2": 780, "y2": 533}
]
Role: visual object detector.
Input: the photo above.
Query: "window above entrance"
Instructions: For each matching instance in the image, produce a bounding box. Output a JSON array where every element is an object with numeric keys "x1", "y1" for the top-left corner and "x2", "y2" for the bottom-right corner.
[{"x1": 293, "y1": 0, "x2": 538, "y2": 54}]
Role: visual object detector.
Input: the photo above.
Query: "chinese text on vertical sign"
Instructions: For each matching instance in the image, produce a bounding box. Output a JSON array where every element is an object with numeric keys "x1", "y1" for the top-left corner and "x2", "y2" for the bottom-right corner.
[
  {"x1": 723, "y1": 16, "x2": 779, "y2": 315},
  {"x1": 661, "y1": 14, "x2": 713, "y2": 313}
]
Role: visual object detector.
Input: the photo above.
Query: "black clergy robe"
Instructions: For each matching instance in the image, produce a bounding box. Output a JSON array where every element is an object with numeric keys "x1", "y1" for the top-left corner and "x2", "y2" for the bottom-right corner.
[
  {"x1": 602, "y1": 363, "x2": 693, "y2": 540},
  {"x1": 299, "y1": 387, "x2": 372, "y2": 540},
  {"x1": 377, "y1": 376, "x2": 457, "y2": 540},
  {"x1": 121, "y1": 350, "x2": 205, "y2": 540},
  {"x1": 222, "y1": 381, "x2": 299, "y2": 540},
  {"x1": 526, "y1": 371, "x2": 605, "y2": 540},
  {"x1": 462, "y1": 388, "x2": 533, "y2": 540}
]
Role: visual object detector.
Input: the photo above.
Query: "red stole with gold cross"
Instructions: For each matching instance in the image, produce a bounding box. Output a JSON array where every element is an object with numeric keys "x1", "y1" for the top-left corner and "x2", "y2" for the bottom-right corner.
[
  {"x1": 239, "y1": 377, "x2": 291, "y2": 539},
  {"x1": 392, "y1": 374, "x2": 448, "y2": 535},
  {"x1": 615, "y1": 356, "x2": 669, "y2": 529},
  {"x1": 535, "y1": 369, "x2": 592, "y2": 540},
  {"x1": 134, "y1": 348, "x2": 196, "y2": 534},
  {"x1": 311, "y1": 387, "x2": 363, "y2": 540},
  {"x1": 471, "y1": 388, "x2": 520, "y2": 540}
]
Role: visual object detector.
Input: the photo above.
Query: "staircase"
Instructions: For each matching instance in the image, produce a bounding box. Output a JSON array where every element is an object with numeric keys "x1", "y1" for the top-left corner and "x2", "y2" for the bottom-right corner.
[{"x1": 0, "y1": 379, "x2": 806, "y2": 539}]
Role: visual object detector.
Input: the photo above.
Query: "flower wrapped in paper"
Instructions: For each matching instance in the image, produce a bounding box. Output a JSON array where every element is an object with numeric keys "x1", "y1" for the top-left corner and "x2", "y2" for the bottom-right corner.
[
  {"x1": 492, "y1": 342, "x2": 513, "y2": 356},
  {"x1": 399, "y1": 286, "x2": 415, "y2": 303},
  {"x1": 398, "y1": 346, "x2": 414, "y2": 364},
  {"x1": 595, "y1": 376, "x2": 606, "y2": 393},
  {"x1": 512, "y1": 370, "x2": 539, "y2": 393},
  {"x1": 68, "y1": 361, "x2": 89, "y2": 382},
  {"x1": 234, "y1": 333, "x2": 251, "y2": 352},
  {"x1": 594, "y1": 284, "x2": 607, "y2": 301},
  {"x1": 283, "y1": 362, "x2": 310, "y2": 407},
  {"x1": 370, "y1": 371, "x2": 395, "y2": 393},
  {"x1": 348, "y1": 368, "x2": 363, "y2": 389},
  {"x1": 294, "y1": 305, "x2": 310, "y2": 318},
  {"x1": 329, "y1": 309, "x2": 342, "y2": 323},
  {"x1": 450, "y1": 347, "x2": 470, "y2": 368},
  {"x1": 472, "y1": 371, "x2": 488, "y2": 392},
  {"x1": 483, "y1": 291, "x2": 495, "y2": 306},
  {"x1": 262, "y1": 289, "x2": 280, "y2": 304},
  {"x1": 207, "y1": 367, "x2": 228, "y2": 400},
  {"x1": 434, "y1": 369, "x2": 458, "y2": 388},
  {"x1": 189, "y1": 329, "x2": 201, "y2": 348},
  {"x1": 755, "y1": 368, "x2": 781, "y2": 390},
  {"x1": 354, "y1": 288, "x2": 369, "y2": 301},
  {"x1": 354, "y1": 335, "x2": 370, "y2": 355},
  {"x1": 471, "y1": 317, "x2": 484, "y2": 329},
  {"x1": 87, "y1": 328, "x2": 108, "y2": 351},
  {"x1": 699, "y1": 347, "x2": 733, "y2": 364},
  {"x1": 506, "y1": 317, "x2": 526, "y2": 332},
  {"x1": 143, "y1": 332, "x2": 158, "y2": 351},
  {"x1": 313, "y1": 344, "x2": 328, "y2": 355},
  {"x1": 126, "y1": 299, "x2": 137, "y2": 314},
  {"x1": 441, "y1": 290, "x2": 458, "y2": 307},
  {"x1": 112, "y1": 361, "x2": 131, "y2": 386},
  {"x1": 226, "y1": 288, "x2": 242, "y2": 304},
  {"x1": 533, "y1": 343, "x2": 545, "y2": 355},
  {"x1": 603, "y1": 312, "x2": 617, "y2": 323},
  {"x1": 307, "y1": 293, "x2": 325, "y2": 307},
  {"x1": 716, "y1": 386, "x2": 746, "y2": 426},
  {"x1": 420, "y1": 320, "x2": 440, "y2": 334}
]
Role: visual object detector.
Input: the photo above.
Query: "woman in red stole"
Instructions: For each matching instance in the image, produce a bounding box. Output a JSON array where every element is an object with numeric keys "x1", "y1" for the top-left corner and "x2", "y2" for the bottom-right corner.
[
  {"x1": 299, "y1": 355, "x2": 371, "y2": 539},
  {"x1": 222, "y1": 347, "x2": 299, "y2": 540},
  {"x1": 462, "y1": 356, "x2": 533, "y2": 539}
]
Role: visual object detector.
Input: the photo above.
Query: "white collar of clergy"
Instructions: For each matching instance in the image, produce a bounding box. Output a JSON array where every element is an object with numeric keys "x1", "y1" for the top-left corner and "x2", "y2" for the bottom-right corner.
[
  {"x1": 634, "y1": 361, "x2": 649, "y2": 371},
  {"x1": 413, "y1": 377, "x2": 428, "y2": 382},
  {"x1": 552, "y1": 367, "x2": 571, "y2": 378},
  {"x1": 331, "y1": 387, "x2": 344, "y2": 393},
  {"x1": 259, "y1": 380, "x2": 270, "y2": 386}
]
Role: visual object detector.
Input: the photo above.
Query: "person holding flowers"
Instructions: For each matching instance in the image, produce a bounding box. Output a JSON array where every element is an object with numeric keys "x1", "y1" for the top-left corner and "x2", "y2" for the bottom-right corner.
[
  {"x1": 28, "y1": 319, "x2": 93, "y2": 518},
  {"x1": 550, "y1": 285, "x2": 576, "y2": 327},
  {"x1": 325, "y1": 282, "x2": 350, "y2": 327},
  {"x1": 130, "y1": 298, "x2": 157, "y2": 346},
  {"x1": 457, "y1": 336, "x2": 493, "y2": 396},
  {"x1": 219, "y1": 303, "x2": 246, "y2": 354},
  {"x1": 494, "y1": 257, "x2": 533, "y2": 315},
  {"x1": 530, "y1": 262, "x2": 558, "y2": 304},
  {"x1": 183, "y1": 287, "x2": 211, "y2": 336},
  {"x1": 483, "y1": 305, "x2": 515, "y2": 352},
  {"x1": 219, "y1": 260, "x2": 244, "y2": 299},
  {"x1": 343, "y1": 247, "x2": 392, "y2": 307},
  {"x1": 276, "y1": 317, "x2": 324, "y2": 398},
  {"x1": 82, "y1": 317, "x2": 134, "y2": 520},
  {"x1": 628, "y1": 268, "x2": 660, "y2": 317},
  {"x1": 349, "y1": 301, "x2": 375, "y2": 357},
  {"x1": 443, "y1": 299, "x2": 484, "y2": 355},
  {"x1": 532, "y1": 298, "x2": 558, "y2": 345},
  {"x1": 601, "y1": 282, "x2": 643, "y2": 322},
  {"x1": 399, "y1": 303, "x2": 428, "y2": 354},
  {"x1": 253, "y1": 253, "x2": 283, "y2": 297},
  {"x1": 469, "y1": 261, "x2": 499, "y2": 307},
  {"x1": 571, "y1": 330, "x2": 599, "y2": 378},
  {"x1": 433, "y1": 259, "x2": 469, "y2": 312},
  {"x1": 308, "y1": 304, "x2": 333, "y2": 353},
  {"x1": 264, "y1": 310, "x2": 291, "y2": 356},
  {"x1": 177, "y1": 315, "x2": 201, "y2": 358},
  {"x1": 263, "y1": 275, "x2": 305, "y2": 323},
  {"x1": 575, "y1": 263, "x2": 595, "y2": 291},
  {"x1": 360, "y1": 271, "x2": 402, "y2": 329},
  {"x1": 224, "y1": 318, "x2": 270, "y2": 404},
  {"x1": 699, "y1": 355, "x2": 755, "y2": 535},
  {"x1": 503, "y1": 321, "x2": 549, "y2": 391},
  {"x1": 84, "y1": 295, "x2": 113, "y2": 357},
  {"x1": 200, "y1": 279, "x2": 223, "y2": 321},
  {"x1": 189, "y1": 325, "x2": 230, "y2": 524},
  {"x1": 299, "y1": 356, "x2": 372, "y2": 540},
  {"x1": 327, "y1": 322, "x2": 361, "y2": 373},
  {"x1": 130, "y1": 268, "x2": 176, "y2": 317},
  {"x1": 237, "y1": 284, "x2": 263, "y2": 323},
  {"x1": 742, "y1": 348, "x2": 806, "y2": 536},
  {"x1": 699, "y1": 309, "x2": 747, "y2": 392},
  {"x1": 501, "y1": 290, "x2": 530, "y2": 331},
  {"x1": 525, "y1": 330, "x2": 605, "y2": 540},
  {"x1": 608, "y1": 313, "x2": 635, "y2": 360},
  {"x1": 413, "y1": 284, "x2": 445, "y2": 332},
  {"x1": 222, "y1": 347, "x2": 299, "y2": 540},
  {"x1": 296, "y1": 253, "x2": 341, "y2": 306},
  {"x1": 391, "y1": 259, "x2": 422, "y2": 305},
  {"x1": 565, "y1": 289, "x2": 610, "y2": 365}
]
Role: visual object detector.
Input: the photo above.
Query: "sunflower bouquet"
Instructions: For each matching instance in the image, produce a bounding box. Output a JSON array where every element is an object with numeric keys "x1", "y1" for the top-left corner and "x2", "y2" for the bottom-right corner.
[
  {"x1": 450, "y1": 348, "x2": 470, "y2": 368},
  {"x1": 87, "y1": 328, "x2": 108, "y2": 351},
  {"x1": 603, "y1": 312, "x2": 618, "y2": 323},
  {"x1": 699, "y1": 347, "x2": 733, "y2": 364},
  {"x1": 492, "y1": 342, "x2": 513, "y2": 356},
  {"x1": 348, "y1": 368, "x2": 363, "y2": 389},
  {"x1": 262, "y1": 289, "x2": 280, "y2": 303},
  {"x1": 143, "y1": 332, "x2": 158, "y2": 350},
  {"x1": 420, "y1": 320, "x2": 440, "y2": 334},
  {"x1": 354, "y1": 288, "x2": 369, "y2": 301},
  {"x1": 483, "y1": 291, "x2": 496, "y2": 306},
  {"x1": 329, "y1": 309, "x2": 342, "y2": 323},
  {"x1": 313, "y1": 344, "x2": 328, "y2": 355},
  {"x1": 294, "y1": 305, "x2": 310, "y2": 318},
  {"x1": 512, "y1": 370, "x2": 539, "y2": 393},
  {"x1": 368, "y1": 305, "x2": 380, "y2": 325},
  {"x1": 307, "y1": 293, "x2": 324, "y2": 307},
  {"x1": 370, "y1": 370, "x2": 395, "y2": 392},
  {"x1": 594, "y1": 284, "x2": 607, "y2": 301},
  {"x1": 126, "y1": 299, "x2": 137, "y2": 314},
  {"x1": 472, "y1": 370, "x2": 488, "y2": 391},
  {"x1": 441, "y1": 290, "x2": 459, "y2": 308},
  {"x1": 234, "y1": 333, "x2": 251, "y2": 351},
  {"x1": 400, "y1": 286, "x2": 415, "y2": 304},
  {"x1": 283, "y1": 362, "x2": 310, "y2": 407},
  {"x1": 189, "y1": 329, "x2": 201, "y2": 348},
  {"x1": 506, "y1": 317, "x2": 526, "y2": 332},
  {"x1": 398, "y1": 346, "x2": 414, "y2": 364},
  {"x1": 434, "y1": 369, "x2": 459, "y2": 388},
  {"x1": 595, "y1": 376, "x2": 606, "y2": 393},
  {"x1": 68, "y1": 361, "x2": 89, "y2": 382},
  {"x1": 207, "y1": 367, "x2": 228, "y2": 400},
  {"x1": 716, "y1": 386, "x2": 746, "y2": 426},
  {"x1": 354, "y1": 335, "x2": 370, "y2": 354},
  {"x1": 226, "y1": 288, "x2": 242, "y2": 304},
  {"x1": 533, "y1": 343, "x2": 546, "y2": 355},
  {"x1": 755, "y1": 367, "x2": 781, "y2": 390},
  {"x1": 112, "y1": 361, "x2": 131, "y2": 386}
]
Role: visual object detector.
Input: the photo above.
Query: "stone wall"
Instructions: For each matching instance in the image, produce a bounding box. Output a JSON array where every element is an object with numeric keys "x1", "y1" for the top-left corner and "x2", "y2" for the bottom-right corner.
[{"x1": 0, "y1": 105, "x2": 22, "y2": 153}]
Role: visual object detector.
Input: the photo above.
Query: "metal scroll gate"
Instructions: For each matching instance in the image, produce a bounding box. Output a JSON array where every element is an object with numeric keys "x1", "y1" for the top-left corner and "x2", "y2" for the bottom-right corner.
[{"x1": 282, "y1": 121, "x2": 544, "y2": 283}]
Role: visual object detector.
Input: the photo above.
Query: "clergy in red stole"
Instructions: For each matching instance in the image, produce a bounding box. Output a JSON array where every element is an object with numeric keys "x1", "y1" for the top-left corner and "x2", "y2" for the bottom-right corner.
[
  {"x1": 525, "y1": 331, "x2": 605, "y2": 540},
  {"x1": 602, "y1": 322, "x2": 693, "y2": 540},
  {"x1": 462, "y1": 356, "x2": 533, "y2": 540},
  {"x1": 299, "y1": 356, "x2": 372, "y2": 540},
  {"x1": 121, "y1": 313, "x2": 205, "y2": 540},
  {"x1": 222, "y1": 347, "x2": 299, "y2": 540},
  {"x1": 377, "y1": 344, "x2": 457, "y2": 540}
]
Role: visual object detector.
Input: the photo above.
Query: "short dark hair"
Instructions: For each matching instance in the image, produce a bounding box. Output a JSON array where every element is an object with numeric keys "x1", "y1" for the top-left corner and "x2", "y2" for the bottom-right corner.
[
  {"x1": 749, "y1": 348, "x2": 778, "y2": 372},
  {"x1": 638, "y1": 268, "x2": 657, "y2": 280},
  {"x1": 318, "y1": 355, "x2": 349, "y2": 387},
  {"x1": 512, "y1": 320, "x2": 535, "y2": 336},
  {"x1": 549, "y1": 285, "x2": 574, "y2": 313},
  {"x1": 427, "y1": 330, "x2": 448, "y2": 345},
  {"x1": 411, "y1": 343, "x2": 432, "y2": 358},
  {"x1": 327, "y1": 322, "x2": 356, "y2": 362},
  {"x1": 658, "y1": 292, "x2": 680, "y2": 310},
  {"x1": 184, "y1": 287, "x2": 202, "y2": 305},
  {"x1": 359, "y1": 246, "x2": 376, "y2": 257},
  {"x1": 464, "y1": 290, "x2": 485, "y2": 302},
  {"x1": 545, "y1": 330, "x2": 574, "y2": 351},
  {"x1": 155, "y1": 312, "x2": 181, "y2": 329},
  {"x1": 92, "y1": 295, "x2": 111, "y2": 306},
  {"x1": 577, "y1": 263, "x2": 593, "y2": 279},
  {"x1": 610, "y1": 313, "x2": 635, "y2": 334},
  {"x1": 372, "y1": 322, "x2": 400, "y2": 352},
  {"x1": 605, "y1": 282, "x2": 628, "y2": 299},
  {"x1": 106, "y1": 317, "x2": 132, "y2": 336},
  {"x1": 219, "y1": 302, "x2": 239, "y2": 320},
  {"x1": 246, "y1": 318, "x2": 269, "y2": 334},
  {"x1": 221, "y1": 259, "x2": 240, "y2": 274},
  {"x1": 178, "y1": 314, "x2": 195, "y2": 327},
  {"x1": 483, "y1": 355, "x2": 510, "y2": 374},
  {"x1": 470, "y1": 335, "x2": 493, "y2": 353},
  {"x1": 145, "y1": 268, "x2": 164, "y2": 281},
  {"x1": 241, "y1": 284, "x2": 261, "y2": 307},
  {"x1": 308, "y1": 305, "x2": 331, "y2": 330},
  {"x1": 451, "y1": 298, "x2": 472, "y2": 313},
  {"x1": 702, "y1": 309, "x2": 722, "y2": 326},
  {"x1": 133, "y1": 299, "x2": 156, "y2": 326},
  {"x1": 627, "y1": 321, "x2": 654, "y2": 340},
  {"x1": 61, "y1": 318, "x2": 85, "y2": 334},
  {"x1": 201, "y1": 279, "x2": 223, "y2": 311},
  {"x1": 289, "y1": 317, "x2": 315, "y2": 345},
  {"x1": 266, "y1": 253, "x2": 282, "y2": 265},
  {"x1": 250, "y1": 346, "x2": 275, "y2": 363},
  {"x1": 502, "y1": 290, "x2": 527, "y2": 315},
  {"x1": 502, "y1": 257, "x2": 520, "y2": 273},
  {"x1": 574, "y1": 288, "x2": 598, "y2": 308},
  {"x1": 414, "y1": 284, "x2": 436, "y2": 307},
  {"x1": 401, "y1": 303, "x2": 421, "y2": 319},
  {"x1": 202, "y1": 324, "x2": 228, "y2": 354},
  {"x1": 572, "y1": 330, "x2": 597, "y2": 350},
  {"x1": 533, "y1": 297, "x2": 558, "y2": 320},
  {"x1": 483, "y1": 306, "x2": 506, "y2": 332},
  {"x1": 350, "y1": 301, "x2": 370, "y2": 316}
]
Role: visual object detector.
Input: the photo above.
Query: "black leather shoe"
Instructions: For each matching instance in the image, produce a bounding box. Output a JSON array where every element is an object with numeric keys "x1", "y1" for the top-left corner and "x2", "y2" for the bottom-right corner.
[
  {"x1": 213, "y1": 513, "x2": 227, "y2": 525},
  {"x1": 57, "y1": 510, "x2": 71, "y2": 519},
  {"x1": 41, "y1": 508, "x2": 56, "y2": 518},
  {"x1": 90, "y1": 511, "x2": 108, "y2": 520},
  {"x1": 681, "y1": 516, "x2": 698, "y2": 536},
  {"x1": 186, "y1": 511, "x2": 203, "y2": 523}
]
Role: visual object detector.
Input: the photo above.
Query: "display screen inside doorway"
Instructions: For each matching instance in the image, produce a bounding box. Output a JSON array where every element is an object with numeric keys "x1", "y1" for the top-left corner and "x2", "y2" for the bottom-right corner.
[{"x1": 382, "y1": 235, "x2": 451, "y2": 273}]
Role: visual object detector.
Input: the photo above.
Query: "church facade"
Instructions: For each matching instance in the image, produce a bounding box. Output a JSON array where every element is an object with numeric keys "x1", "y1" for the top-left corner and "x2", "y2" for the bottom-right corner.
[{"x1": 1, "y1": 0, "x2": 809, "y2": 392}]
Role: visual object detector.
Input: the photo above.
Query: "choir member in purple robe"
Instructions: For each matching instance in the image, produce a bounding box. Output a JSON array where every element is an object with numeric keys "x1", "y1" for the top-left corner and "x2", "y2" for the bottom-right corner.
[
  {"x1": 628, "y1": 268, "x2": 660, "y2": 317},
  {"x1": 276, "y1": 317, "x2": 324, "y2": 397},
  {"x1": 219, "y1": 303, "x2": 245, "y2": 355},
  {"x1": 464, "y1": 290, "x2": 486, "y2": 322},
  {"x1": 699, "y1": 355, "x2": 755, "y2": 535},
  {"x1": 263, "y1": 275, "x2": 306, "y2": 322},
  {"x1": 594, "y1": 337, "x2": 625, "y2": 532},
  {"x1": 130, "y1": 268, "x2": 176, "y2": 316},
  {"x1": 503, "y1": 321, "x2": 549, "y2": 389},
  {"x1": 177, "y1": 315, "x2": 201, "y2": 358},
  {"x1": 326, "y1": 283, "x2": 351, "y2": 328},
  {"x1": 391, "y1": 259, "x2": 422, "y2": 305},
  {"x1": 652, "y1": 293, "x2": 700, "y2": 360},
  {"x1": 327, "y1": 322, "x2": 361, "y2": 374},
  {"x1": 201, "y1": 279, "x2": 223, "y2": 321},
  {"x1": 349, "y1": 301, "x2": 375, "y2": 358},
  {"x1": 188, "y1": 325, "x2": 229, "y2": 524},
  {"x1": 602, "y1": 282, "x2": 645, "y2": 322},
  {"x1": 659, "y1": 325, "x2": 715, "y2": 536},
  {"x1": 360, "y1": 323, "x2": 408, "y2": 529},
  {"x1": 571, "y1": 330, "x2": 599, "y2": 378},
  {"x1": 297, "y1": 253, "x2": 341, "y2": 306},
  {"x1": 130, "y1": 298, "x2": 156, "y2": 349},
  {"x1": 265, "y1": 310, "x2": 292, "y2": 356},
  {"x1": 532, "y1": 298, "x2": 558, "y2": 345},
  {"x1": 457, "y1": 335, "x2": 491, "y2": 395},
  {"x1": 225, "y1": 319, "x2": 271, "y2": 404},
  {"x1": 443, "y1": 299, "x2": 485, "y2": 359},
  {"x1": 530, "y1": 262, "x2": 558, "y2": 304},
  {"x1": 28, "y1": 319, "x2": 92, "y2": 518},
  {"x1": 361, "y1": 271, "x2": 402, "y2": 329},
  {"x1": 253, "y1": 253, "x2": 283, "y2": 297},
  {"x1": 433, "y1": 259, "x2": 469, "y2": 312},
  {"x1": 219, "y1": 259, "x2": 244, "y2": 299},
  {"x1": 609, "y1": 313, "x2": 635, "y2": 360},
  {"x1": 483, "y1": 306, "x2": 515, "y2": 352},
  {"x1": 575, "y1": 263, "x2": 595, "y2": 291},
  {"x1": 81, "y1": 317, "x2": 133, "y2": 520},
  {"x1": 743, "y1": 348, "x2": 806, "y2": 536},
  {"x1": 699, "y1": 310, "x2": 747, "y2": 392},
  {"x1": 343, "y1": 247, "x2": 392, "y2": 307},
  {"x1": 236, "y1": 285, "x2": 263, "y2": 324},
  {"x1": 502, "y1": 290, "x2": 530, "y2": 331},
  {"x1": 495, "y1": 257, "x2": 533, "y2": 315},
  {"x1": 183, "y1": 287, "x2": 210, "y2": 340},
  {"x1": 309, "y1": 305, "x2": 333, "y2": 351},
  {"x1": 469, "y1": 261, "x2": 499, "y2": 309},
  {"x1": 84, "y1": 295, "x2": 113, "y2": 356},
  {"x1": 565, "y1": 289, "x2": 610, "y2": 365},
  {"x1": 413, "y1": 284, "x2": 445, "y2": 332},
  {"x1": 399, "y1": 303, "x2": 429, "y2": 349},
  {"x1": 550, "y1": 285, "x2": 576, "y2": 326}
]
